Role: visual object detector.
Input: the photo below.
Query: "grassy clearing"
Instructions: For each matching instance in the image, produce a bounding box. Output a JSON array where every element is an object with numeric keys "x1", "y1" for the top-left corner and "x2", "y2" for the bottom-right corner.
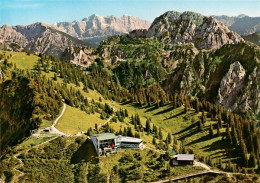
[
  {"x1": 15, "y1": 135, "x2": 57, "y2": 151},
  {"x1": 7, "y1": 52, "x2": 39, "y2": 70},
  {"x1": 55, "y1": 105, "x2": 106, "y2": 135}
]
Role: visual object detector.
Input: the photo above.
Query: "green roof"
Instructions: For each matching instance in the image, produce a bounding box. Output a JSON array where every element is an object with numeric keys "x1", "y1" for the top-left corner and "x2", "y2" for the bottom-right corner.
[{"x1": 94, "y1": 133, "x2": 117, "y2": 141}]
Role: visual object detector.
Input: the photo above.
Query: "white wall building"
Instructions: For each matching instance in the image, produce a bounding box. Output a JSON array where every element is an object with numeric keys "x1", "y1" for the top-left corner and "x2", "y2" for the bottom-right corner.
[
  {"x1": 91, "y1": 133, "x2": 144, "y2": 156},
  {"x1": 117, "y1": 135, "x2": 144, "y2": 149}
]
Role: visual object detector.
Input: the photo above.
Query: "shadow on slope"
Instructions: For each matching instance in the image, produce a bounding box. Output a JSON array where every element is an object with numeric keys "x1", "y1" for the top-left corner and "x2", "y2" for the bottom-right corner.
[{"x1": 71, "y1": 138, "x2": 97, "y2": 164}]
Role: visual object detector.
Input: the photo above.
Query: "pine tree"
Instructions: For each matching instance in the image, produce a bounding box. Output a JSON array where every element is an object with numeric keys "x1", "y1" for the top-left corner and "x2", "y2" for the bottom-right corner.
[
  {"x1": 209, "y1": 123, "x2": 214, "y2": 137},
  {"x1": 240, "y1": 138, "x2": 248, "y2": 167},
  {"x1": 195, "y1": 98, "x2": 200, "y2": 113},
  {"x1": 217, "y1": 124, "x2": 221, "y2": 136},
  {"x1": 159, "y1": 128, "x2": 163, "y2": 140},
  {"x1": 152, "y1": 137, "x2": 156, "y2": 145},
  {"x1": 198, "y1": 120, "x2": 204, "y2": 131},
  {"x1": 173, "y1": 93, "x2": 177, "y2": 109},
  {"x1": 119, "y1": 128, "x2": 123, "y2": 135},
  {"x1": 124, "y1": 109, "x2": 128, "y2": 117},
  {"x1": 231, "y1": 126, "x2": 239, "y2": 147},
  {"x1": 146, "y1": 118, "x2": 151, "y2": 134},
  {"x1": 167, "y1": 132, "x2": 172, "y2": 144},
  {"x1": 201, "y1": 111, "x2": 206, "y2": 124},
  {"x1": 54, "y1": 73, "x2": 57, "y2": 81},
  {"x1": 218, "y1": 114, "x2": 222, "y2": 128},
  {"x1": 173, "y1": 136, "x2": 177, "y2": 145},
  {"x1": 127, "y1": 127, "x2": 134, "y2": 137},
  {"x1": 248, "y1": 153, "x2": 256, "y2": 168}
]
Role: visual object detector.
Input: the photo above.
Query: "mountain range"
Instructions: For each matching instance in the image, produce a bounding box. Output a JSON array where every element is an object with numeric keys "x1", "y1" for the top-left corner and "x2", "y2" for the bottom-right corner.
[
  {"x1": 0, "y1": 14, "x2": 150, "y2": 57},
  {"x1": 0, "y1": 23, "x2": 90, "y2": 57},
  {"x1": 96, "y1": 11, "x2": 259, "y2": 122},
  {"x1": 213, "y1": 14, "x2": 260, "y2": 36},
  {"x1": 54, "y1": 14, "x2": 151, "y2": 45}
]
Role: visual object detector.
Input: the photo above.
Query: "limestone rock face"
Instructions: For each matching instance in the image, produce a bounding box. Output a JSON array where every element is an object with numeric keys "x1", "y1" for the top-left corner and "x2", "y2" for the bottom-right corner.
[
  {"x1": 61, "y1": 47, "x2": 96, "y2": 68},
  {"x1": 236, "y1": 67, "x2": 260, "y2": 117},
  {"x1": 217, "y1": 61, "x2": 246, "y2": 111},
  {"x1": 146, "y1": 11, "x2": 244, "y2": 50},
  {"x1": 54, "y1": 14, "x2": 151, "y2": 45}
]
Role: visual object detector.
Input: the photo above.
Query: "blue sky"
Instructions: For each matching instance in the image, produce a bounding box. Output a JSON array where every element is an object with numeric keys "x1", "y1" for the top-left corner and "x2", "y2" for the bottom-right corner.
[{"x1": 1, "y1": 0, "x2": 259, "y2": 26}]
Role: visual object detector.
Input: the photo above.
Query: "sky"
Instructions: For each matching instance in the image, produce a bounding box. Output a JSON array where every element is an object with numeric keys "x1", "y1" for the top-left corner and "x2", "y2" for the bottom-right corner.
[{"x1": 0, "y1": 0, "x2": 260, "y2": 26}]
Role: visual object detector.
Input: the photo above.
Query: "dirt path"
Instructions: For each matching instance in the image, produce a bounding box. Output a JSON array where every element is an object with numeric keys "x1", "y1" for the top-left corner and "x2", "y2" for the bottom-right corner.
[
  {"x1": 98, "y1": 109, "x2": 115, "y2": 128},
  {"x1": 11, "y1": 102, "x2": 68, "y2": 182},
  {"x1": 52, "y1": 102, "x2": 66, "y2": 127},
  {"x1": 194, "y1": 160, "x2": 211, "y2": 171},
  {"x1": 50, "y1": 103, "x2": 71, "y2": 136}
]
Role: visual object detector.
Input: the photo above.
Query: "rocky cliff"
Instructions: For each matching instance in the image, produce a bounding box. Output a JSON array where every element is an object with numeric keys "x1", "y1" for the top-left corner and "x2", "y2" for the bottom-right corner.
[
  {"x1": 54, "y1": 14, "x2": 151, "y2": 45},
  {"x1": 61, "y1": 46, "x2": 96, "y2": 68},
  {"x1": 97, "y1": 10, "x2": 259, "y2": 121}
]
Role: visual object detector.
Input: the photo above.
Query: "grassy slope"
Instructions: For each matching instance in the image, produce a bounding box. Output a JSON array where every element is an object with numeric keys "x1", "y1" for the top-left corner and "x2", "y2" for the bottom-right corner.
[
  {"x1": 4, "y1": 51, "x2": 108, "y2": 133},
  {"x1": 2, "y1": 51, "x2": 249, "y2": 182},
  {"x1": 9, "y1": 52, "x2": 39, "y2": 70},
  {"x1": 109, "y1": 102, "x2": 231, "y2": 161},
  {"x1": 4, "y1": 51, "x2": 234, "y2": 162},
  {"x1": 56, "y1": 105, "x2": 105, "y2": 134}
]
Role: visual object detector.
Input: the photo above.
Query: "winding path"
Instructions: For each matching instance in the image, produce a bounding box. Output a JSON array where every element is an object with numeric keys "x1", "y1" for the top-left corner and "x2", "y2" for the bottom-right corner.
[
  {"x1": 12, "y1": 136, "x2": 59, "y2": 182},
  {"x1": 11, "y1": 102, "x2": 67, "y2": 182},
  {"x1": 50, "y1": 103, "x2": 69, "y2": 136},
  {"x1": 98, "y1": 107, "x2": 116, "y2": 128}
]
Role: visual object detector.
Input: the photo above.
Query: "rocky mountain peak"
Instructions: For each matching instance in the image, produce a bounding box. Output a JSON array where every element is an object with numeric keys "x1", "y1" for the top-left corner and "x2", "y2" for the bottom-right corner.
[
  {"x1": 146, "y1": 11, "x2": 244, "y2": 50},
  {"x1": 2, "y1": 24, "x2": 12, "y2": 30},
  {"x1": 0, "y1": 24, "x2": 28, "y2": 47},
  {"x1": 13, "y1": 22, "x2": 50, "y2": 41}
]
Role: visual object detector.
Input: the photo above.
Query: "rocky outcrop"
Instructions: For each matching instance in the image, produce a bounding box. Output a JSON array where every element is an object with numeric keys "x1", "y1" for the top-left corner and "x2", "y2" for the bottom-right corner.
[
  {"x1": 213, "y1": 15, "x2": 260, "y2": 36},
  {"x1": 129, "y1": 29, "x2": 148, "y2": 39},
  {"x1": 236, "y1": 67, "x2": 260, "y2": 117},
  {"x1": 217, "y1": 61, "x2": 260, "y2": 119},
  {"x1": 146, "y1": 11, "x2": 244, "y2": 50},
  {"x1": 217, "y1": 61, "x2": 246, "y2": 111},
  {"x1": 54, "y1": 14, "x2": 151, "y2": 45},
  {"x1": 61, "y1": 46, "x2": 96, "y2": 68}
]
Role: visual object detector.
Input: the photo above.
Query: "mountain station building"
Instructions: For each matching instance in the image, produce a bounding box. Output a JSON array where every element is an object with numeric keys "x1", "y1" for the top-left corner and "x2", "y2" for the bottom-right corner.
[{"x1": 91, "y1": 133, "x2": 143, "y2": 156}]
